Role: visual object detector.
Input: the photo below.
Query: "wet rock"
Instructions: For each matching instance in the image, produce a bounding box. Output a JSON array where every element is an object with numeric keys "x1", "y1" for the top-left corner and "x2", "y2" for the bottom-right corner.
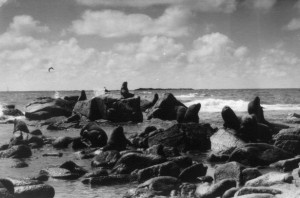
[
  {"x1": 210, "y1": 128, "x2": 246, "y2": 153},
  {"x1": 196, "y1": 179, "x2": 236, "y2": 198},
  {"x1": 235, "y1": 194, "x2": 275, "y2": 198},
  {"x1": 102, "y1": 126, "x2": 131, "y2": 151},
  {"x1": 12, "y1": 161, "x2": 28, "y2": 168},
  {"x1": 42, "y1": 153, "x2": 63, "y2": 157},
  {"x1": 82, "y1": 174, "x2": 131, "y2": 185},
  {"x1": 138, "y1": 176, "x2": 180, "y2": 196},
  {"x1": 14, "y1": 184, "x2": 55, "y2": 198},
  {"x1": 229, "y1": 143, "x2": 294, "y2": 166},
  {"x1": 207, "y1": 153, "x2": 230, "y2": 162},
  {"x1": 144, "y1": 144, "x2": 164, "y2": 156},
  {"x1": 112, "y1": 153, "x2": 166, "y2": 174},
  {"x1": 71, "y1": 137, "x2": 88, "y2": 150},
  {"x1": 40, "y1": 168, "x2": 82, "y2": 180},
  {"x1": 179, "y1": 163, "x2": 207, "y2": 182},
  {"x1": 270, "y1": 155, "x2": 300, "y2": 172},
  {"x1": 0, "y1": 178, "x2": 14, "y2": 197},
  {"x1": 59, "y1": 161, "x2": 87, "y2": 175},
  {"x1": 27, "y1": 136, "x2": 44, "y2": 148},
  {"x1": 235, "y1": 187, "x2": 282, "y2": 196},
  {"x1": 0, "y1": 145, "x2": 32, "y2": 158},
  {"x1": 52, "y1": 136, "x2": 73, "y2": 149},
  {"x1": 91, "y1": 150, "x2": 120, "y2": 168},
  {"x1": 148, "y1": 123, "x2": 212, "y2": 152},
  {"x1": 25, "y1": 97, "x2": 76, "y2": 120},
  {"x1": 245, "y1": 172, "x2": 293, "y2": 187},
  {"x1": 85, "y1": 168, "x2": 108, "y2": 178},
  {"x1": 30, "y1": 129, "x2": 42, "y2": 136},
  {"x1": 222, "y1": 187, "x2": 240, "y2": 198},
  {"x1": 274, "y1": 128, "x2": 300, "y2": 155},
  {"x1": 133, "y1": 161, "x2": 180, "y2": 183},
  {"x1": 167, "y1": 156, "x2": 193, "y2": 169},
  {"x1": 242, "y1": 168, "x2": 262, "y2": 184},
  {"x1": 214, "y1": 162, "x2": 245, "y2": 186}
]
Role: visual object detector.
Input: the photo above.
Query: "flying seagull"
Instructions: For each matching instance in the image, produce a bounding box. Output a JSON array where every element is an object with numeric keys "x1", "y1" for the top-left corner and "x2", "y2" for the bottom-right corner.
[{"x1": 48, "y1": 67, "x2": 54, "y2": 72}]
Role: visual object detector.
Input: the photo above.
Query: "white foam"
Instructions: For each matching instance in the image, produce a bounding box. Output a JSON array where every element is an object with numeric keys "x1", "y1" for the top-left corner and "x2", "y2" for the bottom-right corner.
[
  {"x1": 93, "y1": 88, "x2": 105, "y2": 97},
  {"x1": 54, "y1": 91, "x2": 60, "y2": 99},
  {"x1": 175, "y1": 93, "x2": 198, "y2": 98},
  {"x1": 184, "y1": 98, "x2": 300, "y2": 112}
]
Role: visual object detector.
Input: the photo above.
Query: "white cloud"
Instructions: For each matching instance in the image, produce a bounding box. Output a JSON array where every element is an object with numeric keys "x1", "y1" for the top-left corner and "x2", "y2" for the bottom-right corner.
[
  {"x1": 9, "y1": 15, "x2": 49, "y2": 35},
  {"x1": 70, "y1": 6, "x2": 191, "y2": 37},
  {"x1": 76, "y1": 0, "x2": 238, "y2": 13},
  {"x1": 252, "y1": 0, "x2": 277, "y2": 10},
  {"x1": 284, "y1": 18, "x2": 300, "y2": 31},
  {"x1": 0, "y1": 0, "x2": 8, "y2": 7}
]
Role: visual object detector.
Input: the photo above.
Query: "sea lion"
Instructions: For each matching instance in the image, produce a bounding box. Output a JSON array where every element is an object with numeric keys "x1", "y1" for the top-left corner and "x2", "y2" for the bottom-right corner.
[
  {"x1": 120, "y1": 82, "x2": 134, "y2": 99},
  {"x1": 184, "y1": 103, "x2": 201, "y2": 123},
  {"x1": 80, "y1": 122, "x2": 108, "y2": 147},
  {"x1": 141, "y1": 93, "x2": 159, "y2": 112},
  {"x1": 78, "y1": 90, "x2": 87, "y2": 101},
  {"x1": 13, "y1": 119, "x2": 30, "y2": 140},
  {"x1": 248, "y1": 96, "x2": 271, "y2": 127},
  {"x1": 102, "y1": 126, "x2": 132, "y2": 151},
  {"x1": 221, "y1": 106, "x2": 240, "y2": 131},
  {"x1": 238, "y1": 114, "x2": 258, "y2": 142},
  {"x1": 175, "y1": 106, "x2": 187, "y2": 123}
]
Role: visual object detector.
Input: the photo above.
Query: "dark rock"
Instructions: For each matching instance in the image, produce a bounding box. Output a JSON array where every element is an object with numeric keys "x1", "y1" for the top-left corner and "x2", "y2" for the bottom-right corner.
[
  {"x1": 270, "y1": 156, "x2": 300, "y2": 172},
  {"x1": 0, "y1": 145, "x2": 32, "y2": 158},
  {"x1": 112, "y1": 153, "x2": 166, "y2": 174},
  {"x1": 13, "y1": 119, "x2": 29, "y2": 133},
  {"x1": 163, "y1": 146, "x2": 180, "y2": 157},
  {"x1": 59, "y1": 161, "x2": 87, "y2": 175},
  {"x1": 0, "y1": 144, "x2": 9, "y2": 151},
  {"x1": 40, "y1": 116, "x2": 66, "y2": 126},
  {"x1": 242, "y1": 168, "x2": 262, "y2": 184},
  {"x1": 25, "y1": 97, "x2": 76, "y2": 120},
  {"x1": 14, "y1": 184, "x2": 55, "y2": 198},
  {"x1": 27, "y1": 136, "x2": 44, "y2": 148},
  {"x1": 148, "y1": 123, "x2": 211, "y2": 152},
  {"x1": 42, "y1": 153, "x2": 63, "y2": 157},
  {"x1": 52, "y1": 136, "x2": 73, "y2": 149},
  {"x1": 71, "y1": 137, "x2": 88, "y2": 150},
  {"x1": 3, "y1": 108, "x2": 24, "y2": 116},
  {"x1": 12, "y1": 161, "x2": 28, "y2": 168},
  {"x1": 85, "y1": 168, "x2": 108, "y2": 178},
  {"x1": 236, "y1": 187, "x2": 282, "y2": 196},
  {"x1": 137, "y1": 176, "x2": 180, "y2": 196},
  {"x1": 198, "y1": 179, "x2": 236, "y2": 198},
  {"x1": 208, "y1": 153, "x2": 229, "y2": 162},
  {"x1": 179, "y1": 163, "x2": 207, "y2": 182},
  {"x1": 222, "y1": 187, "x2": 240, "y2": 198},
  {"x1": 29, "y1": 174, "x2": 49, "y2": 182},
  {"x1": 91, "y1": 150, "x2": 120, "y2": 168},
  {"x1": 82, "y1": 174, "x2": 131, "y2": 185},
  {"x1": 229, "y1": 143, "x2": 294, "y2": 166},
  {"x1": 64, "y1": 96, "x2": 79, "y2": 101},
  {"x1": 133, "y1": 161, "x2": 180, "y2": 183},
  {"x1": 140, "y1": 126, "x2": 157, "y2": 137},
  {"x1": 30, "y1": 129, "x2": 42, "y2": 136},
  {"x1": 214, "y1": 162, "x2": 245, "y2": 186},
  {"x1": 144, "y1": 144, "x2": 164, "y2": 156},
  {"x1": 167, "y1": 156, "x2": 193, "y2": 169},
  {"x1": 0, "y1": 178, "x2": 14, "y2": 194},
  {"x1": 274, "y1": 127, "x2": 300, "y2": 155}
]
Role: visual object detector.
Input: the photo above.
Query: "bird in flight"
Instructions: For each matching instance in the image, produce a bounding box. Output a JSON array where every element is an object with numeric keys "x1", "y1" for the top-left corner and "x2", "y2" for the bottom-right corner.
[{"x1": 48, "y1": 67, "x2": 54, "y2": 72}]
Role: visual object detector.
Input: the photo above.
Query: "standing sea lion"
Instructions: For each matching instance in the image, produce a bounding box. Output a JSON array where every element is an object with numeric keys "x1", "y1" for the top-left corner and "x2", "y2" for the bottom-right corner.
[
  {"x1": 221, "y1": 106, "x2": 240, "y2": 131},
  {"x1": 102, "y1": 126, "x2": 132, "y2": 151},
  {"x1": 184, "y1": 103, "x2": 201, "y2": 123},
  {"x1": 248, "y1": 96, "x2": 271, "y2": 127},
  {"x1": 78, "y1": 90, "x2": 87, "y2": 101},
  {"x1": 120, "y1": 82, "x2": 134, "y2": 99}
]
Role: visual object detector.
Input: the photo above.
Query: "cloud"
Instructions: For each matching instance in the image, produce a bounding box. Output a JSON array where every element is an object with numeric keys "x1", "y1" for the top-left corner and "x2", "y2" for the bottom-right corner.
[
  {"x1": 284, "y1": 18, "x2": 300, "y2": 31},
  {"x1": 76, "y1": 0, "x2": 238, "y2": 13},
  {"x1": 8, "y1": 15, "x2": 49, "y2": 35},
  {"x1": 70, "y1": 6, "x2": 191, "y2": 37},
  {"x1": 0, "y1": 0, "x2": 8, "y2": 7},
  {"x1": 252, "y1": 0, "x2": 277, "y2": 10}
]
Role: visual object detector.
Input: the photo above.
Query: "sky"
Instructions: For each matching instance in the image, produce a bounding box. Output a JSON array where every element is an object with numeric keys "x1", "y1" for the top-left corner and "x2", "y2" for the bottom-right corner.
[{"x1": 1, "y1": 0, "x2": 300, "y2": 91}]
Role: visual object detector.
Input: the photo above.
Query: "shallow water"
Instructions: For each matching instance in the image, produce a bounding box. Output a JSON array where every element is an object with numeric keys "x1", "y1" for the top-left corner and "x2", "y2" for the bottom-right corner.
[{"x1": 0, "y1": 89, "x2": 299, "y2": 197}]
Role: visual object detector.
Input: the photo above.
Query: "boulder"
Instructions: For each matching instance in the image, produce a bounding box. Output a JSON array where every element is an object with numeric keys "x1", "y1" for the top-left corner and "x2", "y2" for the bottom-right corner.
[
  {"x1": 235, "y1": 194, "x2": 275, "y2": 198},
  {"x1": 0, "y1": 145, "x2": 32, "y2": 158},
  {"x1": 25, "y1": 97, "x2": 76, "y2": 120},
  {"x1": 84, "y1": 168, "x2": 108, "y2": 178},
  {"x1": 137, "y1": 176, "x2": 180, "y2": 196},
  {"x1": 73, "y1": 95, "x2": 143, "y2": 122},
  {"x1": 167, "y1": 156, "x2": 193, "y2": 169},
  {"x1": 196, "y1": 179, "x2": 236, "y2": 198},
  {"x1": 198, "y1": 176, "x2": 213, "y2": 183},
  {"x1": 210, "y1": 128, "x2": 246, "y2": 153},
  {"x1": 52, "y1": 136, "x2": 73, "y2": 149},
  {"x1": 242, "y1": 168, "x2": 262, "y2": 184},
  {"x1": 91, "y1": 150, "x2": 120, "y2": 168},
  {"x1": 229, "y1": 143, "x2": 294, "y2": 166},
  {"x1": 214, "y1": 162, "x2": 245, "y2": 186},
  {"x1": 235, "y1": 187, "x2": 282, "y2": 197},
  {"x1": 222, "y1": 187, "x2": 240, "y2": 198},
  {"x1": 0, "y1": 179, "x2": 14, "y2": 198},
  {"x1": 14, "y1": 184, "x2": 55, "y2": 198},
  {"x1": 274, "y1": 128, "x2": 300, "y2": 155},
  {"x1": 133, "y1": 161, "x2": 180, "y2": 183},
  {"x1": 30, "y1": 129, "x2": 42, "y2": 136},
  {"x1": 179, "y1": 163, "x2": 207, "y2": 182},
  {"x1": 245, "y1": 172, "x2": 293, "y2": 187},
  {"x1": 82, "y1": 174, "x2": 131, "y2": 185},
  {"x1": 148, "y1": 123, "x2": 212, "y2": 152},
  {"x1": 112, "y1": 153, "x2": 166, "y2": 174},
  {"x1": 270, "y1": 156, "x2": 300, "y2": 172}
]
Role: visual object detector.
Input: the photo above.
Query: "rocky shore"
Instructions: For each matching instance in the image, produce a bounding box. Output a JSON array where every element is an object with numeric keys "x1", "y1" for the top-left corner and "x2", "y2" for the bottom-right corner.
[{"x1": 1, "y1": 82, "x2": 300, "y2": 198}]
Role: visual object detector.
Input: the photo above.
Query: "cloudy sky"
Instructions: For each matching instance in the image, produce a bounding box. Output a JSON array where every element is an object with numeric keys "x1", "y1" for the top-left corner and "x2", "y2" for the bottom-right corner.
[{"x1": 0, "y1": 0, "x2": 300, "y2": 91}]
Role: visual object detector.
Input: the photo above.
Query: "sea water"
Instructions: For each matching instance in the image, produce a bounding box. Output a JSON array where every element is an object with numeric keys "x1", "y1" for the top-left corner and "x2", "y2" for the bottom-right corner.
[{"x1": 0, "y1": 89, "x2": 299, "y2": 198}]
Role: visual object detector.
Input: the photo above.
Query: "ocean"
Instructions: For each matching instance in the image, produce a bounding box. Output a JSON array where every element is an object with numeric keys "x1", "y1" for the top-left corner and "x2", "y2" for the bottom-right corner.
[{"x1": 0, "y1": 88, "x2": 300, "y2": 198}]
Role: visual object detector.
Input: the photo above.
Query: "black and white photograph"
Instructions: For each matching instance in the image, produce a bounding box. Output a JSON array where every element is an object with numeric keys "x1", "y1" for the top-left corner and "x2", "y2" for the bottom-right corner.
[{"x1": 0, "y1": 0, "x2": 300, "y2": 197}]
